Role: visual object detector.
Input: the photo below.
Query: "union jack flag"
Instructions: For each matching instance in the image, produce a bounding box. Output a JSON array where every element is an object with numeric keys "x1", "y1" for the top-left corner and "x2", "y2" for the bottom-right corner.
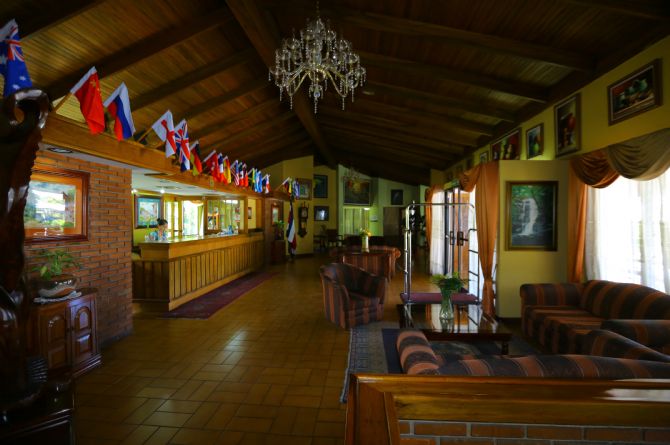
[
  {"x1": 175, "y1": 119, "x2": 191, "y2": 172},
  {"x1": 0, "y1": 19, "x2": 32, "y2": 97}
]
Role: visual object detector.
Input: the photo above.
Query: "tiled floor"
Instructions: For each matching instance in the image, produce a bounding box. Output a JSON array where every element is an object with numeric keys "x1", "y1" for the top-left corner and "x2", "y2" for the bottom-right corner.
[{"x1": 75, "y1": 253, "x2": 433, "y2": 444}]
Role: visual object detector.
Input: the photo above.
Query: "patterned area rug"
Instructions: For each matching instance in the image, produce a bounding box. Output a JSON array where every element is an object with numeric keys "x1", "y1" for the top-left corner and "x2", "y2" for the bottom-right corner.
[
  {"x1": 340, "y1": 324, "x2": 538, "y2": 403},
  {"x1": 162, "y1": 271, "x2": 276, "y2": 319}
]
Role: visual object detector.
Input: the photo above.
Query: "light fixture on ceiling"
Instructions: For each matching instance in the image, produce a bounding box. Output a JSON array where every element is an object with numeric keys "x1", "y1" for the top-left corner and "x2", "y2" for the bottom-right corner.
[
  {"x1": 131, "y1": 188, "x2": 138, "y2": 194},
  {"x1": 269, "y1": 2, "x2": 366, "y2": 113},
  {"x1": 47, "y1": 146, "x2": 73, "y2": 154},
  {"x1": 159, "y1": 188, "x2": 165, "y2": 194}
]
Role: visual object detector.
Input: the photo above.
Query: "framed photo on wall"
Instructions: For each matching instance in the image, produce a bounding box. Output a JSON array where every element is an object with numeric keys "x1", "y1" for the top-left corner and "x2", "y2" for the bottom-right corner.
[
  {"x1": 296, "y1": 178, "x2": 312, "y2": 200},
  {"x1": 314, "y1": 206, "x2": 329, "y2": 221},
  {"x1": 390, "y1": 189, "x2": 403, "y2": 206},
  {"x1": 135, "y1": 195, "x2": 163, "y2": 228},
  {"x1": 313, "y1": 174, "x2": 328, "y2": 198},
  {"x1": 506, "y1": 181, "x2": 558, "y2": 251},
  {"x1": 479, "y1": 150, "x2": 489, "y2": 164},
  {"x1": 491, "y1": 128, "x2": 521, "y2": 161},
  {"x1": 526, "y1": 123, "x2": 544, "y2": 159},
  {"x1": 608, "y1": 59, "x2": 662, "y2": 125},
  {"x1": 271, "y1": 202, "x2": 280, "y2": 225},
  {"x1": 343, "y1": 178, "x2": 371, "y2": 205},
  {"x1": 554, "y1": 93, "x2": 581, "y2": 157}
]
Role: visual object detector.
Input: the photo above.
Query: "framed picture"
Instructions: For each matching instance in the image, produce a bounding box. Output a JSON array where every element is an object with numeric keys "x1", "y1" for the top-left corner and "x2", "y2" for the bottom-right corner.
[
  {"x1": 554, "y1": 93, "x2": 581, "y2": 157},
  {"x1": 479, "y1": 150, "x2": 489, "y2": 164},
  {"x1": 296, "y1": 178, "x2": 312, "y2": 200},
  {"x1": 526, "y1": 123, "x2": 544, "y2": 159},
  {"x1": 271, "y1": 202, "x2": 280, "y2": 225},
  {"x1": 135, "y1": 195, "x2": 163, "y2": 228},
  {"x1": 506, "y1": 181, "x2": 558, "y2": 251},
  {"x1": 24, "y1": 166, "x2": 89, "y2": 243},
  {"x1": 491, "y1": 128, "x2": 521, "y2": 161},
  {"x1": 313, "y1": 174, "x2": 328, "y2": 198},
  {"x1": 344, "y1": 178, "x2": 371, "y2": 205},
  {"x1": 391, "y1": 189, "x2": 403, "y2": 206},
  {"x1": 608, "y1": 59, "x2": 662, "y2": 125},
  {"x1": 247, "y1": 207, "x2": 252, "y2": 219},
  {"x1": 314, "y1": 206, "x2": 329, "y2": 221}
]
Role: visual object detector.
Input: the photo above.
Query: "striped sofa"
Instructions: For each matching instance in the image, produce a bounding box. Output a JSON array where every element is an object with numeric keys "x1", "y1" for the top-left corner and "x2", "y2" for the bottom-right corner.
[
  {"x1": 583, "y1": 320, "x2": 670, "y2": 362},
  {"x1": 520, "y1": 280, "x2": 670, "y2": 354},
  {"x1": 319, "y1": 262, "x2": 387, "y2": 329},
  {"x1": 397, "y1": 329, "x2": 670, "y2": 379}
]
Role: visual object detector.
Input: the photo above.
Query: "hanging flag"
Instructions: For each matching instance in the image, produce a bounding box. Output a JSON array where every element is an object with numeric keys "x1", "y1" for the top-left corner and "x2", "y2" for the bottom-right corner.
[
  {"x1": 151, "y1": 110, "x2": 177, "y2": 157},
  {"x1": 203, "y1": 150, "x2": 219, "y2": 180},
  {"x1": 286, "y1": 199, "x2": 297, "y2": 257},
  {"x1": 70, "y1": 67, "x2": 105, "y2": 134},
  {"x1": 0, "y1": 19, "x2": 32, "y2": 97},
  {"x1": 222, "y1": 156, "x2": 231, "y2": 184},
  {"x1": 232, "y1": 160, "x2": 240, "y2": 186},
  {"x1": 264, "y1": 174, "x2": 271, "y2": 194},
  {"x1": 216, "y1": 154, "x2": 226, "y2": 184},
  {"x1": 175, "y1": 119, "x2": 191, "y2": 171},
  {"x1": 103, "y1": 82, "x2": 135, "y2": 140},
  {"x1": 190, "y1": 140, "x2": 202, "y2": 175}
]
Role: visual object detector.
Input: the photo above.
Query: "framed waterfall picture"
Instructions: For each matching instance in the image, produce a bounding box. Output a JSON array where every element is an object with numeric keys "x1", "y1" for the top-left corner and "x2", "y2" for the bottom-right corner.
[{"x1": 505, "y1": 181, "x2": 557, "y2": 251}]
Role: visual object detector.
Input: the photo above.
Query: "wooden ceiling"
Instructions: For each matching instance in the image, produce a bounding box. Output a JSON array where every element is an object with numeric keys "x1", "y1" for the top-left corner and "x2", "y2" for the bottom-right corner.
[{"x1": 3, "y1": 0, "x2": 669, "y2": 185}]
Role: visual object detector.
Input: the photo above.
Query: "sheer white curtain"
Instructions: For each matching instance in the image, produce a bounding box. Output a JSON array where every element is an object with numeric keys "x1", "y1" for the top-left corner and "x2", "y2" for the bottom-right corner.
[
  {"x1": 429, "y1": 189, "x2": 445, "y2": 275},
  {"x1": 585, "y1": 168, "x2": 670, "y2": 292}
]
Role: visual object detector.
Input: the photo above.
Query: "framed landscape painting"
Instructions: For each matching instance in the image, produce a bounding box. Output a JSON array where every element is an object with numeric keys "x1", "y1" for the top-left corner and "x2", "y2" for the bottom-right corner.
[
  {"x1": 135, "y1": 195, "x2": 163, "y2": 228},
  {"x1": 296, "y1": 178, "x2": 312, "y2": 200},
  {"x1": 506, "y1": 181, "x2": 557, "y2": 251},
  {"x1": 526, "y1": 123, "x2": 544, "y2": 159},
  {"x1": 608, "y1": 59, "x2": 661, "y2": 125},
  {"x1": 554, "y1": 94, "x2": 580, "y2": 157}
]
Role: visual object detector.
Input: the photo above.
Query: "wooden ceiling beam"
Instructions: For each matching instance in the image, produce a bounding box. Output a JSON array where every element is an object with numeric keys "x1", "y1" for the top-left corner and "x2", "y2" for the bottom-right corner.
[
  {"x1": 204, "y1": 121, "x2": 304, "y2": 155},
  {"x1": 320, "y1": 120, "x2": 468, "y2": 153},
  {"x1": 323, "y1": 127, "x2": 461, "y2": 160},
  {"x1": 19, "y1": 1, "x2": 105, "y2": 40},
  {"x1": 321, "y1": 101, "x2": 495, "y2": 137},
  {"x1": 336, "y1": 153, "x2": 430, "y2": 186},
  {"x1": 563, "y1": 0, "x2": 670, "y2": 21},
  {"x1": 46, "y1": 7, "x2": 234, "y2": 100},
  {"x1": 365, "y1": 81, "x2": 517, "y2": 122},
  {"x1": 182, "y1": 79, "x2": 269, "y2": 121},
  {"x1": 263, "y1": 0, "x2": 593, "y2": 71},
  {"x1": 318, "y1": 113, "x2": 478, "y2": 148},
  {"x1": 225, "y1": 129, "x2": 309, "y2": 160},
  {"x1": 330, "y1": 141, "x2": 448, "y2": 170},
  {"x1": 247, "y1": 140, "x2": 314, "y2": 168},
  {"x1": 360, "y1": 51, "x2": 548, "y2": 103},
  {"x1": 192, "y1": 99, "x2": 282, "y2": 140},
  {"x1": 131, "y1": 48, "x2": 257, "y2": 112},
  {"x1": 226, "y1": 0, "x2": 336, "y2": 167},
  {"x1": 202, "y1": 111, "x2": 295, "y2": 148}
]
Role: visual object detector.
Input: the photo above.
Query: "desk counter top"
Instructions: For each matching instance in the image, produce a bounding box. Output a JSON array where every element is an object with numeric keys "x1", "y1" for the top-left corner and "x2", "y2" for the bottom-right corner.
[{"x1": 138, "y1": 232, "x2": 264, "y2": 260}]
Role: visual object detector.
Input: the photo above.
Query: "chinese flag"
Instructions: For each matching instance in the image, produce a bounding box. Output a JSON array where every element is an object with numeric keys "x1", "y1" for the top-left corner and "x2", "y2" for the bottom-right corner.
[{"x1": 70, "y1": 67, "x2": 105, "y2": 134}]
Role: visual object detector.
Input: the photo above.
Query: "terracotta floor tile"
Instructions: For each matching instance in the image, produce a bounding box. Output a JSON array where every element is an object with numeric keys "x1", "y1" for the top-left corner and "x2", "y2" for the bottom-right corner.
[
  {"x1": 282, "y1": 394, "x2": 323, "y2": 408},
  {"x1": 169, "y1": 428, "x2": 222, "y2": 444},
  {"x1": 226, "y1": 416, "x2": 273, "y2": 433},
  {"x1": 124, "y1": 398, "x2": 166, "y2": 424},
  {"x1": 314, "y1": 421, "x2": 345, "y2": 438},
  {"x1": 119, "y1": 425, "x2": 158, "y2": 444},
  {"x1": 136, "y1": 386, "x2": 177, "y2": 399},
  {"x1": 143, "y1": 411, "x2": 192, "y2": 427},
  {"x1": 205, "y1": 403, "x2": 239, "y2": 429},
  {"x1": 158, "y1": 399, "x2": 202, "y2": 413},
  {"x1": 144, "y1": 426, "x2": 179, "y2": 445}
]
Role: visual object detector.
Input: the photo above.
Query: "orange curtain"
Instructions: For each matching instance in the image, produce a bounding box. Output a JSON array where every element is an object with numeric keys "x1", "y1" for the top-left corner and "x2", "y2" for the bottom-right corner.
[
  {"x1": 567, "y1": 150, "x2": 619, "y2": 282},
  {"x1": 459, "y1": 163, "x2": 499, "y2": 317},
  {"x1": 424, "y1": 185, "x2": 442, "y2": 250}
]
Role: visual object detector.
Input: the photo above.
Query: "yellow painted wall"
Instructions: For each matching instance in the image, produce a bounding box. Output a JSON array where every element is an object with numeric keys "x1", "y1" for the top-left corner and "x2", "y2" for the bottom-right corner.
[
  {"x1": 247, "y1": 197, "x2": 259, "y2": 229},
  {"x1": 430, "y1": 169, "x2": 447, "y2": 187},
  {"x1": 276, "y1": 156, "x2": 315, "y2": 256},
  {"x1": 497, "y1": 160, "x2": 570, "y2": 318},
  {"x1": 313, "y1": 165, "x2": 338, "y2": 234}
]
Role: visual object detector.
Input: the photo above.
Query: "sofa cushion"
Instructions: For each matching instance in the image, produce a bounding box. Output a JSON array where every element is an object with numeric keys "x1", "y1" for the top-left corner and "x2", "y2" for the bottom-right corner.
[
  {"x1": 396, "y1": 329, "x2": 440, "y2": 375},
  {"x1": 601, "y1": 319, "x2": 670, "y2": 349},
  {"x1": 583, "y1": 329, "x2": 670, "y2": 362},
  {"x1": 523, "y1": 305, "x2": 601, "y2": 353},
  {"x1": 437, "y1": 355, "x2": 670, "y2": 379},
  {"x1": 581, "y1": 280, "x2": 670, "y2": 319}
]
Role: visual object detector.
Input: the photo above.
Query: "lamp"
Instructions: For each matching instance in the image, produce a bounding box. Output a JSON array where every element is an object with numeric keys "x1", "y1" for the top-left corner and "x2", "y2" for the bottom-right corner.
[{"x1": 269, "y1": 3, "x2": 366, "y2": 113}]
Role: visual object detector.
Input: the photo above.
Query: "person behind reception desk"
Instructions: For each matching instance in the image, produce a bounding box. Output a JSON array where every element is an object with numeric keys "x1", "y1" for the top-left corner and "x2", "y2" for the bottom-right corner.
[{"x1": 148, "y1": 218, "x2": 168, "y2": 241}]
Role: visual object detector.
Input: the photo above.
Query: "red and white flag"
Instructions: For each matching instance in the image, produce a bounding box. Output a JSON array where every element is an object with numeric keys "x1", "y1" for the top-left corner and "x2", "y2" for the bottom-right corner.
[
  {"x1": 70, "y1": 67, "x2": 105, "y2": 134},
  {"x1": 151, "y1": 110, "x2": 177, "y2": 157}
]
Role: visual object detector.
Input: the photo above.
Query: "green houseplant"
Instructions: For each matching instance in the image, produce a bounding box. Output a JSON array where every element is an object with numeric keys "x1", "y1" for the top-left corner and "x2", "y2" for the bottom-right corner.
[
  {"x1": 430, "y1": 273, "x2": 466, "y2": 320},
  {"x1": 32, "y1": 249, "x2": 81, "y2": 298}
]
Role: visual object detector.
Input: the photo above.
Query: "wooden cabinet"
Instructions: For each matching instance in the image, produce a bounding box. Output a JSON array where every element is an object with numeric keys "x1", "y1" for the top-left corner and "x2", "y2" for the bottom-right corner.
[
  {"x1": 31, "y1": 290, "x2": 101, "y2": 378},
  {"x1": 270, "y1": 239, "x2": 286, "y2": 264}
]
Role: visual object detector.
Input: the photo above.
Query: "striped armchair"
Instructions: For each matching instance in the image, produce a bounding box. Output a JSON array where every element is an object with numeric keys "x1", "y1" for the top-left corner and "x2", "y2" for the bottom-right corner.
[
  {"x1": 521, "y1": 280, "x2": 670, "y2": 354},
  {"x1": 319, "y1": 263, "x2": 387, "y2": 329}
]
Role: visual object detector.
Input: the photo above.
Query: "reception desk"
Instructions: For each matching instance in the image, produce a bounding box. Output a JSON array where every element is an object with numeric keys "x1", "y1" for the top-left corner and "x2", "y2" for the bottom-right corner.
[{"x1": 132, "y1": 232, "x2": 264, "y2": 311}]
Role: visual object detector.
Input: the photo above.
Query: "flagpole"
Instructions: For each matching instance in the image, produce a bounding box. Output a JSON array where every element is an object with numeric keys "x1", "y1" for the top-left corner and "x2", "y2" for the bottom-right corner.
[
  {"x1": 136, "y1": 128, "x2": 153, "y2": 143},
  {"x1": 52, "y1": 93, "x2": 72, "y2": 113}
]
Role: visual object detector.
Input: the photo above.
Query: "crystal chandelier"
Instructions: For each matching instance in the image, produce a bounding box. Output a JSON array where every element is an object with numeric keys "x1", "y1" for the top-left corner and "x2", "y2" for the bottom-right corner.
[{"x1": 269, "y1": 3, "x2": 366, "y2": 113}]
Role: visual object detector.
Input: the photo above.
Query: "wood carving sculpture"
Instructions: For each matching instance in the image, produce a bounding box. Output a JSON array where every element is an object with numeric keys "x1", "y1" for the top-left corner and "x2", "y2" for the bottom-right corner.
[{"x1": 0, "y1": 88, "x2": 50, "y2": 411}]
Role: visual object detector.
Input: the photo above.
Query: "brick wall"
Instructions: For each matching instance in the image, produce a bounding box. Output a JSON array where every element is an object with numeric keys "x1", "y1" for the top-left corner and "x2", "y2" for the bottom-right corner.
[
  {"x1": 400, "y1": 420, "x2": 670, "y2": 444},
  {"x1": 24, "y1": 151, "x2": 133, "y2": 346}
]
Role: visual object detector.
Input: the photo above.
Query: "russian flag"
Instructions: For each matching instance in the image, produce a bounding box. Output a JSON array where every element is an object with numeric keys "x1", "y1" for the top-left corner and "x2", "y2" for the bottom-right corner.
[{"x1": 103, "y1": 82, "x2": 135, "y2": 141}]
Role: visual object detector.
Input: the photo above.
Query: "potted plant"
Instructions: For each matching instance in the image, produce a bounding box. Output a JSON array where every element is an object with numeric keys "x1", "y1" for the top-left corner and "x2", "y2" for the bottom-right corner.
[
  {"x1": 274, "y1": 220, "x2": 285, "y2": 240},
  {"x1": 430, "y1": 273, "x2": 466, "y2": 320},
  {"x1": 32, "y1": 249, "x2": 81, "y2": 298}
]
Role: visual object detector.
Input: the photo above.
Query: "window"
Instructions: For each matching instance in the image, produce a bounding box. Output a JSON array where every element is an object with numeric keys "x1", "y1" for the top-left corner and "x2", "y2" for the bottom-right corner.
[
  {"x1": 585, "y1": 168, "x2": 670, "y2": 292},
  {"x1": 343, "y1": 207, "x2": 369, "y2": 235},
  {"x1": 182, "y1": 200, "x2": 204, "y2": 236},
  {"x1": 24, "y1": 166, "x2": 88, "y2": 243},
  {"x1": 205, "y1": 198, "x2": 241, "y2": 234}
]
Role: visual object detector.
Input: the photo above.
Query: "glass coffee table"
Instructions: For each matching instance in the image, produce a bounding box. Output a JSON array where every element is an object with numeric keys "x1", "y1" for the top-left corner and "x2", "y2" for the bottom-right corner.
[{"x1": 396, "y1": 303, "x2": 512, "y2": 354}]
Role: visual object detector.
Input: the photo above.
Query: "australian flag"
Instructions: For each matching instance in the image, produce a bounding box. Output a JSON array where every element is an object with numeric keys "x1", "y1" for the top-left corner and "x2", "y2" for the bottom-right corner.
[{"x1": 0, "y1": 19, "x2": 33, "y2": 97}]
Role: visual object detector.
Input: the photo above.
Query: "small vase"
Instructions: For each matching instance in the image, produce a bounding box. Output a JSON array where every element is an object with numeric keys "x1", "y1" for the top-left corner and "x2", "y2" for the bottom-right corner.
[
  {"x1": 439, "y1": 288, "x2": 454, "y2": 320},
  {"x1": 361, "y1": 235, "x2": 369, "y2": 252}
]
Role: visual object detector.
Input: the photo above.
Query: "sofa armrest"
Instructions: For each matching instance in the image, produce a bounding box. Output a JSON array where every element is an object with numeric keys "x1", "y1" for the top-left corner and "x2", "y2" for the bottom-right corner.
[
  {"x1": 396, "y1": 329, "x2": 440, "y2": 375},
  {"x1": 601, "y1": 319, "x2": 670, "y2": 348},
  {"x1": 357, "y1": 271, "x2": 388, "y2": 304},
  {"x1": 582, "y1": 329, "x2": 670, "y2": 362},
  {"x1": 520, "y1": 283, "x2": 583, "y2": 308}
]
